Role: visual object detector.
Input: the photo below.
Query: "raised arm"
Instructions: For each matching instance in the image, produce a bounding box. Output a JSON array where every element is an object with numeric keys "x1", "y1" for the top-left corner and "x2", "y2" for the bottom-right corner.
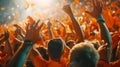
[
  {"x1": 13, "y1": 24, "x2": 26, "y2": 35},
  {"x1": 5, "y1": 20, "x2": 44, "y2": 67},
  {"x1": 3, "y1": 30, "x2": 14, "y2": 56},
  {"x1": 13, "y1": 24, "x2": 26, "y2": 40},
  {"x1": 57, "y1": 20, "x2": 67, "y2": 39},
  {"x1": 29, "y1": 46, "x2": 47, "y2": 67},
  {"x1": 47, "y1": 20, "x2": 54, "y2": 39},
  {"x1": 86, "y1": 0, "x2": 112, "y2": 63},
  {"x1": 63, "y1": 5, "x2": 85, "y2": 43}
]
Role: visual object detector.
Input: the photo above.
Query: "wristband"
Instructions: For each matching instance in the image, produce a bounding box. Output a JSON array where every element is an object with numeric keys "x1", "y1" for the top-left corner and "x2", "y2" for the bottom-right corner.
[
  {"x1": 97, "y1": 17, "x2": 105, "y2": 22},
  {"x1": 24, "y1": 40, "x2": 33, "y2": 45},
  {"x1": 97, "y1": 14, "x2": 105, "y2": 22}
]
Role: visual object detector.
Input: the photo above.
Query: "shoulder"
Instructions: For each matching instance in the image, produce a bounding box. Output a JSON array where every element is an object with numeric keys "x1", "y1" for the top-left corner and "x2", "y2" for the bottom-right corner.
[
  {"x1": 33, "y1": 55, "x2": 48, "y2": 67},
  {"x1": 61, "y1": 58, "x2": 69, "y2": 67}
]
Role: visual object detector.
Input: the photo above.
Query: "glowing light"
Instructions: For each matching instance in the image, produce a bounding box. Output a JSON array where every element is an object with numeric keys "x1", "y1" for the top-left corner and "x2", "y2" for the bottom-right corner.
[
  {"x1": 11, "y1": 7, "x2": 15, "y2": 11},
  {"x1": 1, "y1": 7, "x2": 5, "y2": 11},
  {"x1": 8, "y1": 16, "x2": 12, "y2": 20},
  {"x1": 30, "y1": 0, "x2": 55, "y2": 9},
  {"x1": 38, "y1": 0, "x2": 52, "y2": 7},
  {"x1": 17, "y1": 5, "x2": 20, "y2": 8}
]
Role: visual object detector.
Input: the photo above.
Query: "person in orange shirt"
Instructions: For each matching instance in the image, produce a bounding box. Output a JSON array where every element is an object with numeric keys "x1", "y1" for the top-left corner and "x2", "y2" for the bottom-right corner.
[
  {"x1": 5, "y1": 20, "x2": 44, "y2": 67},
  {"x1": 63, "y1": 0, "x2": 112, "y2": 67},
  {"x1": 29, "y1": 38, "x2": 68, "y2": 67}
]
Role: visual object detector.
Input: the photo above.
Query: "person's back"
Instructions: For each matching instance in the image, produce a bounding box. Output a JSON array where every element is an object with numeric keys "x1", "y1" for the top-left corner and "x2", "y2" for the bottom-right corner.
[
  {"x1": 47, "y1": 38, "x2": 67, "y2": 67},
  {"x1": 31, "y1": 38, "x2": 68, "y2": 67}
]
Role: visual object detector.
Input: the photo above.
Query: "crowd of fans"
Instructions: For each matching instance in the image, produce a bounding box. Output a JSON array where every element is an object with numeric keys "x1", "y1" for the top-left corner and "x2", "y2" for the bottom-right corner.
[{"x1": 0, "y1": 0, "x2": 120, "y2": 67}]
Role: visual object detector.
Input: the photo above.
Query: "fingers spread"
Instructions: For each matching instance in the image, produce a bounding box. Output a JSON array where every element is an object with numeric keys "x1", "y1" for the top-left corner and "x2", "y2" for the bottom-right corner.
[
  {"x1": 34, "y1": 19, "x2": 40, "y2": 27},
  {"x1": 26, "y1": 23, "x2": 30, "y2": 31},
  {"x1": 37, "y1": 22, "x2": 44, "y2": 31},
  {"x1": 93, "y1": 0, "x2": 96, "y2": 6},
  {"x1": 85, "y1": 11, "x2": 93, "y2": 16},
  {"x1": 30, "y1": 21, "x2": 35, "y2": 29}
]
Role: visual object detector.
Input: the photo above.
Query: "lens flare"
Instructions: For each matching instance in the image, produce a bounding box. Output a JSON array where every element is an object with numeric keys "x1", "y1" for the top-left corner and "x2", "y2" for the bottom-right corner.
[{"x1": 30, "y1": 0, "x2": 55, "y2": 9}]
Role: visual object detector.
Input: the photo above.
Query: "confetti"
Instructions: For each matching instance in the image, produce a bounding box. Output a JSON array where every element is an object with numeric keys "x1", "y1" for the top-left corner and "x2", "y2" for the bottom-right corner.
[{"x1": 1, "y1": 7, "x2": 5, "y2": 11}]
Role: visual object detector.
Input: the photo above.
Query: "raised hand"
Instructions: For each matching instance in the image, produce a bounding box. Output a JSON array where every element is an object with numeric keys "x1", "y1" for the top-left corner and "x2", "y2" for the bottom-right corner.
[
  {"x1": 13, "y1": 24, "x2": 26, "y2": 41},
  {"x1": 86, "y1": 0, "x2": 112, "y2": 63},
  {"x1": 86, "y1": 0, "x2": 103, "y2": 19},
  {"x1": 63, "y1": 5, "x2": 73, "y2": 16},
  {"x1": 63, "y1": 4, "x2": 85, "y2": 43},
  {"x1": 3, "y1": 30, "x2": 10, "y2": 40},
  {"x1": 47, "y1": 20, "x2": 54, "y2": 39},
  {"x1": 14, "y1": 28, "x2": 23, "y2": 38},
  {"x1": 25, "y1": 19, "x2": 44, "y2": 44},
  {"x1": 13, "y1": 24, "x2": 26, "y2": 35},
  {"x1": 5, "y1": 19, "x2": 44, "y2": 67},
  {"x1": 0, "y1": 30, "x2": 10, "y2": 44},
  {"x1": 47, "y1": 20, "x2": 52, "y2": 28}
]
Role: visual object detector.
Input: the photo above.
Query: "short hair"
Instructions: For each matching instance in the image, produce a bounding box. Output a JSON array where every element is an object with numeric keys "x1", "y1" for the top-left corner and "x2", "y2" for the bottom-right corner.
[
  {"x1": 69, "y1": 42, "x2": 99, "y2": 67},
  {"x1": 48, "y1": 38, "x2": 64, "y2": 61}
]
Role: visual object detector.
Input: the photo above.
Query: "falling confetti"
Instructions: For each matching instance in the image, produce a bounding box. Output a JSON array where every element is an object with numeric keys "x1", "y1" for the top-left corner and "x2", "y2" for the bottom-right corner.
[
  {"x1": 11, "y1": 7, "x2": 15, "y2": 11},
  {"x1": 1, "y1": 7, "x2": 5, "y2": 11}
]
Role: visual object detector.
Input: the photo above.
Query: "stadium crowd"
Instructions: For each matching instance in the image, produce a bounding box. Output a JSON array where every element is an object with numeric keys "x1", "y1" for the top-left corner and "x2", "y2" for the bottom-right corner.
[{"x1": 0, "y1": 0, "x2": 120, "y2": 67}]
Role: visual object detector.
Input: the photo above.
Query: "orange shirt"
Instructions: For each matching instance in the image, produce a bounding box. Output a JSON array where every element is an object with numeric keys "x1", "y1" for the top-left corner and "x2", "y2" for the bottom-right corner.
[
  {"x1": 97, "y1": 60, "x2": 109, "y2": 67},
  {"x1": 111, "y1": 33, "x2": 120, "y2": 50},
  {"x1": 97, "y1": 59, "x2": 120, "y2": 67},
  {"x1": 103, "y1": 8, "x2": 114, "y2": 30},
  {"x1": 33, "y1": 56, "x2": 68, "y2": 67}
]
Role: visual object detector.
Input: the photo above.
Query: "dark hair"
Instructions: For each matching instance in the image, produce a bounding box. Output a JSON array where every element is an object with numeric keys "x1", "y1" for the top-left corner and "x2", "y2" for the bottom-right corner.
[
  {"x1": 69, "y1": 42, "x2": 99, "y2": 67},
  {"x1": 26, "y1": 60, "x2": 34, "y2": 67},
  {"x1": 48, "y1": 38, "x2": 64, "y2": 62}
]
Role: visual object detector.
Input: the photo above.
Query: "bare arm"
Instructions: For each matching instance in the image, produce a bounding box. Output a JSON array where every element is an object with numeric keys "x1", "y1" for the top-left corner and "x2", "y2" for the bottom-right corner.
[
  {"x1": 14, "y1": 24, "x2": 26, "y2": 40},
  {"x1": 5, "y1": 20, "x2": 43, "y2": 67},
  {"x1": 58, "y1": 20, "x2": 67, "y2": 39},
  {"x1": 29, "y1": 46, "x2": 41, "y2": 60},
  {"x1": 4, "y1": 30, "x2": 14, "y2": 56},
  {"x1": 86, "y1": 0, "x2": 112, "y2": 63},
  {"x1": 0, "y1": 30, "x2": 14, "y2": 57},
  {"x1": 63, "y1": 5, "x2": 85, "y2": 43},
  {"x1": 47, "y1": 20, "x2": 54, "y2": 39}
]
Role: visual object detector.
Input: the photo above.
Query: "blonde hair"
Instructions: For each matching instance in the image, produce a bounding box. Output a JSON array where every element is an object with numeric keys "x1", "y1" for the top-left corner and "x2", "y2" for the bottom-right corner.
[{"x1": 69, "y1": 42, "x2": 99, "y2": 67}]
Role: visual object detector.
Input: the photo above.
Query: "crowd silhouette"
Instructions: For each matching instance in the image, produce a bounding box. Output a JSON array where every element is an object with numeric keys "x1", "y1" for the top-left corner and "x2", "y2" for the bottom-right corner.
[{"x1": 0, "y1": 0, "x2": 120, "y2": 67}]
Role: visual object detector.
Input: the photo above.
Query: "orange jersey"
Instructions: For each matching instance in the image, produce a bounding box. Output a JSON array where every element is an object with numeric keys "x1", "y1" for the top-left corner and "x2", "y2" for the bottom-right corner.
[
  {"x1": 33, "y1": 56, "x2": 68, "y2": 67},
  {"x1": 103, "y1": 8, "x2": 114, "y2": 30},
  {"x1": 97, "y1": 59, "x2": 120, "y2": 67}
]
